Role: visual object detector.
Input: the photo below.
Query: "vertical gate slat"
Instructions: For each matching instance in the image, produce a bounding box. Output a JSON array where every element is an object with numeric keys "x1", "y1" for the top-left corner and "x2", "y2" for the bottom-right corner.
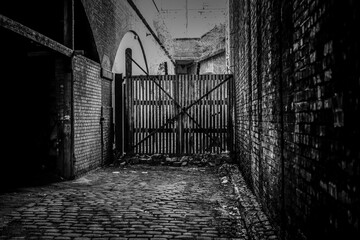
[
  {"x1": 200, "y1": 75, "x2": 204, "y2": 153},
  {"x1": 139, "y1": 77, "x2": 142, "y2": 153},
  {"x1": 204, "y1": 74, "x2": 208, "y2": 152},
  {"x1": 212, "y1": 74, "x2": 216, "y2": 152},
  {"x1": 183, "y1": 74, "x2": 186, "y2": 154},
  {"x1": 211, "y1": 74, "x2": 214, "y2": 152},
  {"x1": 153, "y1": 77, "x2": 157, "y2": 154},
  {"x1": 163, "y1": 76, "x2": 167, "y2": 154},
  {"x1": 166, "y1": 76, "x2": 170, "y2": 154},
  {"x1": 172, "y1": 75, "x2": 176, "y2": 154},
  {"x1": 130, "y1": 77, "x2": 134, "y2": 153},
  {"x1": 190, "y1": 75, "x2": 196, "y2": 154},
  {"x1": 173, "y1": 75, "x2": 176, "y2": 154},
  {"x1": 182, "y1": 75, "x2": 186, "y2": 155},
  {"x1": 215, "y1": 75, "x2": 218, "y2": 152},
  {"x1": 190, "y1": 75, "x2": 194, "y2": 154},
  {"x1": 184, "y1": 75, "x2": 187, "y2": 154},
  {"x1": 136, "y1": 78, "x2": 140, "y2": 154},
  {"x1": 195, "y1": 75, "x2": 202, "y2": 153},
  {"x1": 179, "y1": 74, "x2": 182, "y2": 155},
  {"x1": 146, "y1": 77, "x2": 150, "y2": 154},
  {"x1": 189, "y1": 75, "x2": 192, "y2": 154},
  {"x1": 162, "y1": 76, "x2": 165, "y2": 154},
  {"x1": 147, "y1": 79, "x2": 152, "y2": 154},
  {"x1": 128, "y1": 77, "x2": 132, "y2": 153},
  {"x1": 193, "y1": 75, "x2": 197, "y2": 154},
  {"x1": 207, "y1": 74, "x2": 210, "y2": 152},
  {"x1": 165, "y1": 75, "x2": 169, "y2": 154},
  {"x1": 225, "y1": 75, "x2": 229, "y2": 151},
  {"x1": 222, "y1": 74, "x2": 225, "y2": 151},
  {"x1": 138, "y1": 79, "x2": 145, "y2": 153},
  {"x1": 150, "y1": 76, "x2": 154, "y2": 154},
  {"x1": 125, "y1": 77, "x2": 129, "y2": 153},
  {"x1": 134, "y1": 78, "x2": 137, "y2": 154},
  {"x1": 161, "y1": 76, "x2": 163, "y2": 154},
  {"x1": 139, "y1": 77, "x2": 142, "y2": 154},
  {"x1": 186, "y1": 75, "x2": 189, "y2": 154},
  {"x1": 216, "y1": 75, "x2": 222, "y2": 152},
  {"x1": 147, "y1": 77, "x2": 150, "y2": 154},
  {"x1": 209, "y1": 74, "x2": 213, "y2": 152},
  {"x1": 137, "y1": 77, "x2": 140, "y2": 154},
  {"x1": 179, "y1": 74, "x2": 183, "y2": 155},
  {"x1": 219, "y1": 75, "x2": 222, "y2": 153},
  {"x1": 167, "y1": 76, "x2": 170, "y2": 154},
  {"x1": 224, "y1": 74, "x2": 227, "y2": 151},
  {"x1": 169, "y1": 75, "x2": 173, "y2": 154},
  {"x1": 170, "y1": 76, "x2": 173, "y2": 154},
  {"x1": 200, "y1": 75, "x2": 203, "y2": 153},
  {"x1": 143, "y1": 77, "x2": 147, "y2": 154},
  {"x1": 153, "y1": 76, "x2": 157, "y2": 154},
  {"x1": 159, "y1": 76, "x2": 162, "y2": 154},
  {"x1": 155, "y1": 77, "x2": 161, "y2": 153},
  {"x1": 215, "y1": 76, "x2": 218, "y2": 153},
  {"x1": 191, "y1": 75, "x2": 195, "y2": 154},
  {"x1": 143, "y1": 77, "x2": 145, "y2": 154}
]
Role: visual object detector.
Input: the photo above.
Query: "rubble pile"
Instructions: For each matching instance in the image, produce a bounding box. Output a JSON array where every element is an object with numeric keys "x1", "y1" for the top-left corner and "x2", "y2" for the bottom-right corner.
[{"x1": 114, "y1": 151, "x2": 233, "y2": 168}]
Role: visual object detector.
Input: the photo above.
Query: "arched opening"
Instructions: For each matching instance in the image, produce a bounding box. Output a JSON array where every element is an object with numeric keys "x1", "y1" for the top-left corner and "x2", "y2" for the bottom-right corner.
[
  {"x1": 112, "y1": 31, "x2": 149, "y2": 155},
  {"x1": 112, "y1": 31, "x2": 149, "y2": 75}
]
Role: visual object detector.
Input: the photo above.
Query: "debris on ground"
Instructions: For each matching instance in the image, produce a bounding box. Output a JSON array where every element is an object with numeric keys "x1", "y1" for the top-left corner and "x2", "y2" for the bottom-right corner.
[{"x1": 113, "y1": 151, "x2": 233, "y2": 168}]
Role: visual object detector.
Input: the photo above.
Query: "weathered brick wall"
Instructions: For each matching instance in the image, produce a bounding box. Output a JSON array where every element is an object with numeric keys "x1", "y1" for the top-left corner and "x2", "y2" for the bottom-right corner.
[
  {"x1": 73, "y1": 55, "x2": 102, "y2": 176},
  {"x1": 101, "y1": 78, "x2": 113, "y2": 164},
  {"x1": 228, "y1": 0, "x2": 360, "y2": 239}
]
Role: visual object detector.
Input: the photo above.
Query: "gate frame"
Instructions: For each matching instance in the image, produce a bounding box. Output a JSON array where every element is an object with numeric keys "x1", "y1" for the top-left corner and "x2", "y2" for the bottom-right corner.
[{"x1": 121, "y1": 52, "x2": 234, "y2": 155}]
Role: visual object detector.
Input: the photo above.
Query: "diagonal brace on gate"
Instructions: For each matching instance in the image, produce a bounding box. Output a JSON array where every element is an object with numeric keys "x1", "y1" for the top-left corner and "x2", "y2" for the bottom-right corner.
[
  {"x1": 126, "y1": 53, "x2": 230, "y2": 152},
  {"x1": 126, "y1": 52, "x2": 231, "y2": 152}
]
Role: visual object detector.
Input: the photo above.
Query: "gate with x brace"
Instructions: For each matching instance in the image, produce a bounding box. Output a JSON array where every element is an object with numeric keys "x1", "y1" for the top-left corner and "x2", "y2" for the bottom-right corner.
[{"x1": 117, "y1": 56, "x2": 234, "y2": 155}]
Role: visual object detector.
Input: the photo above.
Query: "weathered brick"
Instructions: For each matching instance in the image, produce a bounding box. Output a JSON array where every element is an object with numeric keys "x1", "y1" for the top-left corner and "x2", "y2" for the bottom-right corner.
[{"x1": 227, "y1": 0, "x2": 360, "y2": 239}]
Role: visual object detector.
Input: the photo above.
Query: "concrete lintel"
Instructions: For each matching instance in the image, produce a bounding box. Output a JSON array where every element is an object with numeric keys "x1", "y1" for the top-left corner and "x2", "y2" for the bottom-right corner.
[{"x1": 0, "y1": 14, "x2": 73, "y2": 57}]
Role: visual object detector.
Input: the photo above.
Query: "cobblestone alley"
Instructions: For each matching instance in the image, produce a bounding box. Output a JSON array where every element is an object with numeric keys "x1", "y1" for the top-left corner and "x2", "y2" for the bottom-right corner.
[
  {"x1": 0, "y1": 164, "x2": 277, "y2": 240},
  {"x1": 1, "y1": 0, "x2": 359, "y2": 239}
]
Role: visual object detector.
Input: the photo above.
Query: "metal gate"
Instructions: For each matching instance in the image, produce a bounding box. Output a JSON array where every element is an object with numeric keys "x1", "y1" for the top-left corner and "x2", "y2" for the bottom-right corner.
[{"x1": 123, "y1": 74, "x2": 233, "y2": 155}]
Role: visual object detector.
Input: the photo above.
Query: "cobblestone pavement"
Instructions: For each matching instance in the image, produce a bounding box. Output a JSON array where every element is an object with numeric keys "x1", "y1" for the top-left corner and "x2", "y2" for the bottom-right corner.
[{"x1": 0, "y1": 165, "x2": 278, "y2": 240}]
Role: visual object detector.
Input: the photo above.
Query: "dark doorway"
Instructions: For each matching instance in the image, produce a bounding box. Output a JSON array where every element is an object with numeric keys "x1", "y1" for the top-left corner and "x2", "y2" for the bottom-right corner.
[{"x1": 0, "y1": 28, "x2": 65, "y2": 190}]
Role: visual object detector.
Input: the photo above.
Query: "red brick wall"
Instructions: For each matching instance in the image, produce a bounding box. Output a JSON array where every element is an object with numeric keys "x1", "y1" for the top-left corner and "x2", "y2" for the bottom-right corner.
[{"x1": 228, "y1": 0, "x2": 360, "y2": 239}]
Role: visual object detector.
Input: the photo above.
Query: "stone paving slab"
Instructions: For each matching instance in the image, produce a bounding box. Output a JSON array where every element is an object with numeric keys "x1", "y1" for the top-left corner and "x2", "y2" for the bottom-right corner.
[{"x1": 0, "y1": 165, "x2": 277, "y2": 239}]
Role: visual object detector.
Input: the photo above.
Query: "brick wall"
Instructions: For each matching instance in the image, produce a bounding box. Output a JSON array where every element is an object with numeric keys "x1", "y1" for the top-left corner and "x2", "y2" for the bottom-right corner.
[
  {"x1": 73, "y1": 55, "x2": 102, "y2": 176},
  {"x1": 101, "y1": 78, "x2": 113, "y2": 164},
  {"x1": 228, "y1": 0, "x2": 360, "y2": 239}
]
